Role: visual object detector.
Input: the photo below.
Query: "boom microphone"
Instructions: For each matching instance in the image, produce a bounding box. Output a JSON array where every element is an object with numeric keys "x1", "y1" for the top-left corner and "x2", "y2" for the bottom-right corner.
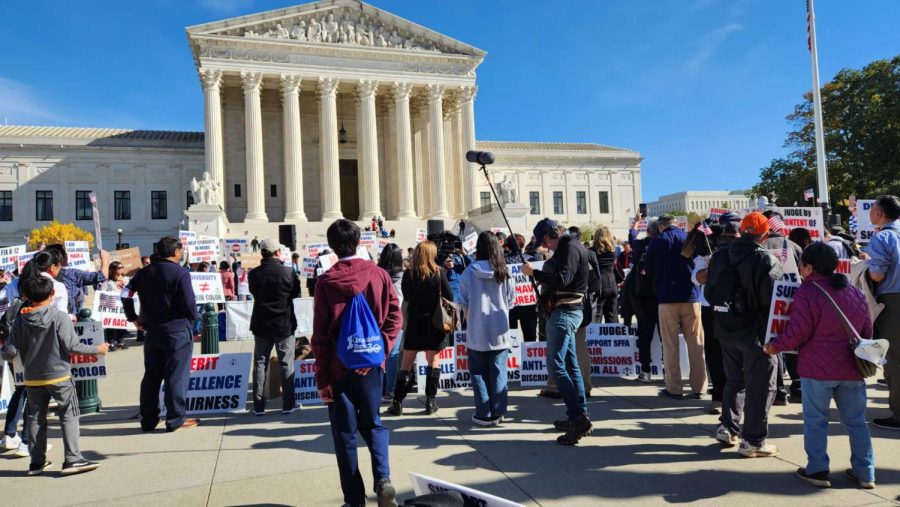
[{"x1": 465, "y1": 150, "x2": 495, "y2": 165}]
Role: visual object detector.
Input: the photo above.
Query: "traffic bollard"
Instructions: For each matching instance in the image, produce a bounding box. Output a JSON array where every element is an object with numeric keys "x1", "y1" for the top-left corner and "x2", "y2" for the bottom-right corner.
[
  {"x1": 75, "y1": 308, "x2": 102, "y2": 414},
  {"x1": 201, "y1": 303, "x2": 220, "y2": 355}
]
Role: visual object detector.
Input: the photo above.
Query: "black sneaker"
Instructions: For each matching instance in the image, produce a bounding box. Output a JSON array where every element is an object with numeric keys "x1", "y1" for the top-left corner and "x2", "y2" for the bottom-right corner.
[
  {"x1": 61, "y1": 460, "x2": 100, "y2": 475},
  {"x1": 688, "y1": 392, "x2": 703, "y2": 400},
  {"x1": 557, "y1": 414, "x2": 592, "y2": 445},
  {"x1": 27, "y1": 461, "x2": 51, "y2": 476},
  {"x1": 877, "y1": 378, "x2": 887, "y2": 386},
  {"x1": 375, "y1": 478, "x2": 397, "y2": 507},
  {"x1": 553, "y1": 419, "x2": 572, "y2": 432},
  {"x1": 873, "y1": 417, "x2": 900, "y2": 431},
  {"x1": 659, "y1": 389, "x2": 685, "y2": 400},
  {"x1": 796, "y1": 467, "x2": 831, "y2": 488}
]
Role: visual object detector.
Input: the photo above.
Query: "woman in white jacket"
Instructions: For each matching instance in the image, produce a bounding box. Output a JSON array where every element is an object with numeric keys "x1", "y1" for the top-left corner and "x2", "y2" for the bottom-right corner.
[{"x1": 458, "y1": 232, "x2": 516, "y2": 426}]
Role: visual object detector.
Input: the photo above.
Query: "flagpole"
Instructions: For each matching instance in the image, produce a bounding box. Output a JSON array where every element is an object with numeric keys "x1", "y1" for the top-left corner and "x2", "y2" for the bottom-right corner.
[{"x1": 808, "y1": 0, "x2": 830, "y2": 210}]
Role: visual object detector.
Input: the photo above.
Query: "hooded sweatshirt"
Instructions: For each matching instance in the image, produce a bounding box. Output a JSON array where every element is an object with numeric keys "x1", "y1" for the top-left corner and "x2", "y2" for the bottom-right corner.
[
  {"x1": 457, "y1": 260, "x2": 516, "y2": 352},
  {"x1": 0, "y1": 305, "x2": 100, "y2": 385}
]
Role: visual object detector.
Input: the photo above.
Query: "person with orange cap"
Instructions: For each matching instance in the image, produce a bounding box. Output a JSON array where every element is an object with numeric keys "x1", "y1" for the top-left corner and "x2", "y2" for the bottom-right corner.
[{"x1": 704, "y1": 212, "x2": 783, "y2": 458}]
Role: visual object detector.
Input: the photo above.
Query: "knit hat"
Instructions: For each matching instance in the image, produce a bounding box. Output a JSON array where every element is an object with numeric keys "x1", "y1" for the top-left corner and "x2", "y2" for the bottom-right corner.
[{"x1": 740, "y1": 212, "x2": 770, "y2": 235}]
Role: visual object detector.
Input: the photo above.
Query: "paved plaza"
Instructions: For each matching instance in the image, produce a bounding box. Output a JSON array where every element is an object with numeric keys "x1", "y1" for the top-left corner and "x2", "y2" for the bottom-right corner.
[{"x1": 1, "y1": 339, "x2": 899, "y2": 506}]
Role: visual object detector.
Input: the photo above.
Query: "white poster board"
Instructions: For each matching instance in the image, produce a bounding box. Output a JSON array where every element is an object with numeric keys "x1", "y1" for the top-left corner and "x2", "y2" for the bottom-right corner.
[
  {"x1": 300, "y1": 257, "x2": 318, "y2": 279},
  {"x1": 0, "y1": 245, "x2": 26, "y2": 272},
  {"x1": 160, "y1": 353, "x2": 251, "y2": 415},
  {"x1": 187, "y1": 237, "x2": 220, "y2": 264},
  {"x1": 93, "y1": 290, "x2": 140, "y2": 331},
  {"x1": 293, "y1": 359, "x2": 322, "y2": 406},
  {"x1": 409, "y1": 472, "x2": 525, "y2": 507},
  {"x1": 508, "y1": 262, "x2": 543, "y2": 307},
  {"x1": 769, "y1": 245, "x2": 800, "y2": 283},
  {"x1": 11, "y1": 321, "x2": 108, "y2": 386},
  {"x1": 224, "y1": 300, "x2": 253, "y2": 340},
  {"x1": 462, "y1": 232, "x2": 478, "y2": 254},
  {"x1": 519, "y1": 342, "x2": 548, "y2": 387},
  {"x1": 190, "y1": 272, "x2": 226, "y2": 304},
  {"x1": 293, "y1": 297, "x2": 314, "y2": 336},
  {"x1": 0, "y1": 363, "x2": 13, "y2": 415},
  {"x1": 775, "y1": 207, "x2": 825, "y2": 241},
  {"x1": 855, "y1": 199, "x2": 876, "y2": 243},
  {"x1": 64, "y1": 241, "x2": 93, "y2": 271},
  {"x1": 765, "y1": 280, "x2": 801, "y2": 345}
]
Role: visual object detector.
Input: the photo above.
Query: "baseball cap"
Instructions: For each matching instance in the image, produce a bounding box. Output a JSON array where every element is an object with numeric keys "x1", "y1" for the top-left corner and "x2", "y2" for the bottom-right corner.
[
  {"x1": 259, "y1": 238, "x2": 283, "y2": 253},
  {"x1": 739, "y1": 212, "x2": 770, "y2": 235},
  {"x1": 532, "y1": 218, "x2": 559, "y2": 246},
  {"x1": 718, "y1": 211, "x2": 741, "y2": 224}
]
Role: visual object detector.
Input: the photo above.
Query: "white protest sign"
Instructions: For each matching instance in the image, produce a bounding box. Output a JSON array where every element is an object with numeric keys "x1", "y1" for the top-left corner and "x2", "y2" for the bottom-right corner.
[
  {"x1": 409, "y1": 472, "x2": 525, "y2": 507},
  {"x1": 855, "y1": 199, "x2": 876, "y2": 243},
  {"x1": 319, "y1": 253, "x2": 339, "y2": 272},
  {"x1": 65, "y1": 241, "x2": 93, "y2": 271},
  {"x1": 708, "y1": 207, "x2": 732, "y2": 222},
  {"x1": 191, "y1": 272, "x2": 226, "y2": 304},
  {"x1": 675, "y1": 216, "x2": 689, "y2": 231},
  {"x1": 93, "y1": 290, "x2": 140, "y2": 331},
  {"x1": 377, "y1": 238, "x2": 390, "y2": 254},
  {"x1": 765, "y1": 280, "x2": 801, "y2": 344},
  {"x1": 508, "y1": 262, "x2": 543, "y2": 307},
  {"x1": 292, "y1": 297, "x2": 314, "y2": 336},
  {"x1": 416, "y1": 229, "x2": 428, "y2": 243},
  {"x1": 293, "y1": 359, "x2": 322, "y2": 406},
  {"x1": 769, "y1": 245, "x2": 800, "y2": 283},
  {"x1": 0, "y1": 363, "x2": 13, "y2": 414},
  {"x1": 355, "y1": 245, "x2": 371, "y2": 260},
  {"x1": 416, "y1": 346, "x2": 461, "y2": 393},
  {"x1": 629, "y1": 217, "x2": 648, "y2": 233},
  {"x1": 179, "y1": 229, "x2": 197, "y2": 244},
  {"x1": 586, "y1": 324, "x2": 642, "y2": 378},
  {"x1": 187, "y1": 237, "x2": 219, "y2": 264},
  {"x1": 776, "y1": 207, "x2": 825, "y2": 241},
  {"x1": 161, "y1": 353, "x2": 251, "y2": 415},
  {"x1": 16, "y1": 251, "x2": 37, "y2": 272},
  {"x1": 224, "y1": 300, "x2": 253, "y2": 340},
  {"x1": 305, "y1": 242, "x2": 329, "y2": 258},
  {"x1": 360, "y1": 231, "x2": 377, "y2": 249},
  {"x1": 837, "y1": 258, "x2": 852, "y2": 275},
  {"x1": 0, "y1": 245, "x2": 25, "y2": 271},
  {"x1": 462, "y1": 232, "x2": 478, "y2": 254},
  {"x1": 520, "y1": 341, "x2": 548, "y2": 387},
  {"x1": 223, "y1": 238, "x2": 249, "y2": 256},
  {"x1": 70, "y1": 321, "x2": 108, "y2": 381},
  {"x1": 300, "y1": 257, "x2": 317, "y2": 279}
]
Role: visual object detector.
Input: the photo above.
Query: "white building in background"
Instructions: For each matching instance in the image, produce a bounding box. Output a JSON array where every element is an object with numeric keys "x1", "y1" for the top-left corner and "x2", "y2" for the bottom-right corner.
[
  {"x1": 646, "y1": 190, "x2": 752, "y2": 216},
  {"x1": 0, "y1": 0, "x2": 642, "y2": 252}
]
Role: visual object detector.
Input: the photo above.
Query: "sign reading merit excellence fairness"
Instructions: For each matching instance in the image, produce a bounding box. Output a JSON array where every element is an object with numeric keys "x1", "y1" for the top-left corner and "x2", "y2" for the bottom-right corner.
[{"x1": 160, "y1": 353, "x2": 251, "y2": 415}]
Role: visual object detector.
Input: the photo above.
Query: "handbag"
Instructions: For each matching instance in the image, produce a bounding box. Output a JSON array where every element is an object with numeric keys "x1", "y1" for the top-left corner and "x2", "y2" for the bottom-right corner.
[
  {"x1": 431, "y1": 272, "x2": 459, "y2": 334},
  {"x1": 811, "y1": 282, "x2": 879, "y2": 378}
]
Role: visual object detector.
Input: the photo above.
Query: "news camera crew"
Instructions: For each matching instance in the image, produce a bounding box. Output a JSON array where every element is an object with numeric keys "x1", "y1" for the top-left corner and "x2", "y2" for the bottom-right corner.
[{"x1": 121, "y1": 236, "x2": 200, "y2": 433}]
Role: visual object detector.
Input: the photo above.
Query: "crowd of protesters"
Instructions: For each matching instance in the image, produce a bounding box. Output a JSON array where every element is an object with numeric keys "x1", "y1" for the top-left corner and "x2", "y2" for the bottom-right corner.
[{"x1": 1, "y1": 194, "x2": 898, "y2": 503}]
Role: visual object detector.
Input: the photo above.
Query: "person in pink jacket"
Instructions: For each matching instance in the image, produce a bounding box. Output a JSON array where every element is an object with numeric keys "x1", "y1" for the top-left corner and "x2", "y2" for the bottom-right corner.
[{"x1": 765, "y1": 242, "x2": 875, "y2": 490}]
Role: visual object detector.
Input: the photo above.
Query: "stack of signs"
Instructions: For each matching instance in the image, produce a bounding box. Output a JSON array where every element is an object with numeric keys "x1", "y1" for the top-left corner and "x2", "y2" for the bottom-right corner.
[
  {"x1": 519, "y1": 342, "x2": 548, "y2": 387},
  {"x1": 93, "y1": 290, "x2": 140, "y2": 331},
  {"x1": 775, "y1": 207, "x2": 825, "y2": 240},
  {"x1": 854, "y1": 199, "x2": 876, "y2": 243},
  {"x1": 416, "y1": 229, "x2": 428, "y2": 243},
  {"x1": 674, "y1": 216, "x2": 689, "y2": 231},
  {"x1": 708, "y1": 208, "x2": 732, "y2": 222},
  {"x1": 765, "y1": 280, "x2": 801, "y2": 345},
  {"x1": 0, "y1": 245, "x2": 25, "y2": 271},
  {"x1": 292, "y1": 359, "x2": 322, "y2": 405},
  {"x1": 12, "y1": 322, "x2": 108, "y2": 384},
  {"x1": 187, "y1": 237, "x2": 220, "y2": 264},
  {"x1": 223, "y1": 238, "x2": 249, "y2": 257},
  {"x1": 190, "y1": 272, "x2": 226, "y2": 304},
  {"x1": 300, "y1": 257, "x2": 318, "y2": 278},
  {"x1": 160, "y1": 353, "x2": 251, "y2": 415},
  {"x1": 508, "y1": 262, "x2": 543, "y2": 306},
  {"x1": 305, "y1": 242, "x2": 329, "y2": 258},
  {"x1": 360, "y1": 231, "x2": 377, "y2": 249},
  {"x1": 65, "y1": 241, "x2": 93, "y2": 271},
  {"x1": 462, "y1": 232, "x2": 478, "y2": 254}
]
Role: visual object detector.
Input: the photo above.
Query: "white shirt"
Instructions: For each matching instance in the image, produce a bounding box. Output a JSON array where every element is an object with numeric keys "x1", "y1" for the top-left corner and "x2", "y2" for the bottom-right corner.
[
  {"x1": 691, "y1": 255, "x2": 710, "y2": 307},
  {"x1": 40, "y1": 271, "x2": 70, "y2": 314}
]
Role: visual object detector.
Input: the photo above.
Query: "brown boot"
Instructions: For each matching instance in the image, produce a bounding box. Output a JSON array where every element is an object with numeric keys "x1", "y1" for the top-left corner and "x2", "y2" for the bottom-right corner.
[{"x1": 557, "y1": 414, "x2": 591, "y2": 445}]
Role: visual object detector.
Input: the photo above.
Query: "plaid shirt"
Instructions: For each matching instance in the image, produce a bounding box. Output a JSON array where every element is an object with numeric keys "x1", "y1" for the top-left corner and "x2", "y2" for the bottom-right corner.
[{"x1": 59, "y1": 267, "x2": 106, "y2": 314}]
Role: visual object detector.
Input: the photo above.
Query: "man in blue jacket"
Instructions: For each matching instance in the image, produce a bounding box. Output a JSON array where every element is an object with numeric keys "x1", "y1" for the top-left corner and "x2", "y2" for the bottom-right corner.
[{"x1": 645, "y1": 215, "x2": 707, "y2": 399}]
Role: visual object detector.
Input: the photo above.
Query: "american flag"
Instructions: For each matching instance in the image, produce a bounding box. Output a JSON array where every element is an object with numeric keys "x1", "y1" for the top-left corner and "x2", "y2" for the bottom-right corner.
[
  {"x1": 99, "y1": 292, "x2": 120, "y2": 309},
  {"x1": 698, "y1": 222, "x2": 713, "y2": 236},
  {"x1": 849, "y1": 214, "x2": 858, "y2": 233},
  {"x1": 780, "y1": 238, "x2": 789, "y2": 263},
  {"x1": 804, "y1": 188, "x2": 815, "y2": 201},
  {"x1": 88, "y1": 192, "x2": 97, "y2": 204},
  {"x1": 767, "y1": 214, "x2": 786, "y2": 233}
]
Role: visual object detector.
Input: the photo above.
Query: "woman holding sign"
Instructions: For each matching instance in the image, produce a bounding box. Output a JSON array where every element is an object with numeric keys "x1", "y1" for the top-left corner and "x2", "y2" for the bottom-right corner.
[
  {"x1": 101, "y1": 261, "x2": 130, "y2": 350},
  {"x1": 458, "y1": 232, "x2": 516, "y2": 426}
]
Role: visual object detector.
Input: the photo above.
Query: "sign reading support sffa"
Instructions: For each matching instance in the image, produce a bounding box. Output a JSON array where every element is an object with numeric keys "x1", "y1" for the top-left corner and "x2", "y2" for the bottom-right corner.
[
  {"x1": 190, "y1": 272, "x2": 226, "y2": 303},
  {"x1": 160, "y1": 353, "x2": 251, "y2": 415},
  {"x1": 586, "y1": 324, "x2": 641, "y2": 377}
]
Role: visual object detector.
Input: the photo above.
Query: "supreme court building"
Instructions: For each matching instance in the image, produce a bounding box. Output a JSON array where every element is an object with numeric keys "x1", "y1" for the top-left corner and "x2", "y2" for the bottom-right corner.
[{"x1": 0, "y1": 1, "x2": 642, "y2": 251}]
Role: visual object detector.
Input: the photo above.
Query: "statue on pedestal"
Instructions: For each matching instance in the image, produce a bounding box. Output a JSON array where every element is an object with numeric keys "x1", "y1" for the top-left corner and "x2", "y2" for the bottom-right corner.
[
  {"x1": 190, "y1": 171, "x2": 220, "y2": 207},
  {"x1": 497, "y1": 175, "x2": 518, "y2": 205}
]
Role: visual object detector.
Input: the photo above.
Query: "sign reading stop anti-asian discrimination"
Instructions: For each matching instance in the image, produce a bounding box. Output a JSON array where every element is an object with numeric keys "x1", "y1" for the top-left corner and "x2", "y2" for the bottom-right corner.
[
  {"x1": 161, "y1": 353, "x2": 251, "y2": 415},
  {"x1": 520, "y1": 341, "x2": 548, "y2": 387},
  {"x1": 187, "y1": 237, "x2": 219, "y2": 264},
  {"x1": 12, "y1": 322, "x2": 108, "y2": 385},
  {"x1": 0, "y1": 245, "x2": 25, "y2": 271},
  {"x1": 765, "y1": 280, "x2": 801, "y2": 345},
  {"x1": 508, "y1": 262, "x2": 544, "y2": 306},
  {"x1": 775, "y1": 207, "x2": 825, "y2": 241},
  {"x1": 855, "y1": 199, "x2": 877, "y2": 243},
  {"x1": 190, "y1": 272, "x2": 226, "y2": 303},
  {"x1": 65, "y1": 241, "x2": 94, "y2": 271},
  {"x1": 293, "y1": 358, "x2": 322, "y2": 405},
  {"x1": 93, "y1": 290, "x2": 140, "y2": 331}
]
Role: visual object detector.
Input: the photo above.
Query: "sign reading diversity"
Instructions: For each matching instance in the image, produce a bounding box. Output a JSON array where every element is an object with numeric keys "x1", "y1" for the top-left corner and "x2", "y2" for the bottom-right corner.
[
  {"x1": 190, "y1": 272, "x2": 226, "y2": 303},
  {"x1": 765, "y1": 280, "x2": 801, "y2": 345},
  {"x1": 161, "y1": 353, "x2": 251, "y2": 415}
]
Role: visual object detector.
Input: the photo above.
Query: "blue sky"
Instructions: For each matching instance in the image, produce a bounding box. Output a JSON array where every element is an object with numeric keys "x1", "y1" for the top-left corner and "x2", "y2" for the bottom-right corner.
[{"x1": 1, "y1": 0, "x2": 898, "y2": 201}]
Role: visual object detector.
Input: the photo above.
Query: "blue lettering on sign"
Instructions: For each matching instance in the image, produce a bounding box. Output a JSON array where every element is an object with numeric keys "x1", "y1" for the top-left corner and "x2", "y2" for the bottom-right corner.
[{"x1": 0, "y1": 400, "x2": 8, "y2": 410}]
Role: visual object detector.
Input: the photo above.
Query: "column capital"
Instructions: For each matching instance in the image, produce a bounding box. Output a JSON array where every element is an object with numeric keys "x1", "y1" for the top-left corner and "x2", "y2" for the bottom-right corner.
[
  {"x1": 199, "y1": 68, "x2": 223, "y2": 91},
  {"x1": 391, "y1": 82, "x2": 414, "y2": 101},
  {"x1": 280, "y1": 74, "x2": 303, "y2": 94},
  {"x1": 442, "y1": 90, "x2": 460, "y2": 119},
  {"x1": 410, "y1": 94, "x2": 428, "y2": 115},
  {"x1": 458, "y1": 85, "x2": 477, "y2": 103},
  {"x1": 317, "y1": 76, "x2": 339, "y2": 97},
  {"x1": 356, "y1": 79, "x2": 378, "y2": 99},
  {"x1": 425, "y1": 84, "x2": 445, "y2": 103},
  {"x1": 240, "y1": 71, "x2": 263, "y2": 93}
]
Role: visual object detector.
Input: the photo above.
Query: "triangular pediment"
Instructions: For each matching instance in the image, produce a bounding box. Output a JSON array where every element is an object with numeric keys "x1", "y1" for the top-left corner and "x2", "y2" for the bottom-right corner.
[{"x1": 186, "y1": 0, "x2": 485, "y2": 58}]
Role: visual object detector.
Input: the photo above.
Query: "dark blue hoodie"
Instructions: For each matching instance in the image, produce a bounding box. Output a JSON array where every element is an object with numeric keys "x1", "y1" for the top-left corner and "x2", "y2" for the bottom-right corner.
[{"x1": 645, "y1": 226, "x2": 699, "y2": 304}]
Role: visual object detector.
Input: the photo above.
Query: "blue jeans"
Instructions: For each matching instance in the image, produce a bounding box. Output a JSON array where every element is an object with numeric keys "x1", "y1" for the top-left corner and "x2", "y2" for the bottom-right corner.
[
  {"x1": 801, "y1": 378, "x2": 874, "y2": 482},
  {"x1": 469, "y1": 349, "x2": 508, "y2": 419},
  {"x1": 546, "y1": 308, "x2": 587, "y2": 420},
  {"x1": 4, "y1": 385, "x2": 28, "y2": 440},
  {"x1": 384, "y1": 331, "x2": 404, "y2": 396},
  {"x1": 328, "y1": 368, "x2": 391, "y2": 505},
  {"x1": 141, "y1": 327, "x2": 193, "y2": 431}
]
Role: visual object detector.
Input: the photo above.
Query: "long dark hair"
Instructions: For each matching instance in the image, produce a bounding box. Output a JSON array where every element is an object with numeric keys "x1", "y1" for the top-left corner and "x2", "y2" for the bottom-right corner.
[
  {"x1": 475, "y1": 231, "x2": 509, "y2": 283},
  {"x1": 377, "y1": 243, "x2": 403, "y2": 275},
  {"x1": 801, "y1": 242, "x2": 847, "y2": 289}
]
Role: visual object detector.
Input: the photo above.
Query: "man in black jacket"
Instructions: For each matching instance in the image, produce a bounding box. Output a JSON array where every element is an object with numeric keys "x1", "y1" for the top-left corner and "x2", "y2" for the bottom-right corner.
[
  {"x1": 705, "y1": 213, "x2": 782, "y2": 458},
  {"x1": 522, "y1": 220, "x2": 592, "y2": 445},
  {"x1": 249, "y1": 239, "x2": 301, "y2": 415}
]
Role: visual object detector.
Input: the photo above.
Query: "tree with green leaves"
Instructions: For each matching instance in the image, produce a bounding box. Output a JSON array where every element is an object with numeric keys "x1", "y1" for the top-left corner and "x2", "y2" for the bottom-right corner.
[{"x1": 752, "y1": 56, "x2": 900, "y2": 220}]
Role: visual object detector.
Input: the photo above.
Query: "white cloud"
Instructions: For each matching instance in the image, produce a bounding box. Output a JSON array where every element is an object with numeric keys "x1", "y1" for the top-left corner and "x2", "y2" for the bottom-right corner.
[
  {"x1": 199, "y1": 0, "x2": 253, "y2": 14},
  {"x1": 0, "y1": 77, "x2": 66, "y2": 125},
  {"x1": 684, "y1": 22, "x2": 743, "y2": 73}
]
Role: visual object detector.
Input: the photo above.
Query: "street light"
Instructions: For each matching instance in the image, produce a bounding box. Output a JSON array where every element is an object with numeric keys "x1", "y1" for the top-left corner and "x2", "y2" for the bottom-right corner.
[{"x1": 117, "y1": 229, "x2": 123, "y2": 250}]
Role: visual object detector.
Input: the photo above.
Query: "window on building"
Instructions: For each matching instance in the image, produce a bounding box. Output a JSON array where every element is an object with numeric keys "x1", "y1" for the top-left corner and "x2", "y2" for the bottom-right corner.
[
  {"x1": 270, "y1": 184, "x2": 277, "y2": 198},
  {"x1": 151, "y1": 191, "x2": 167, "y2": 219},
  {"x1": 480, "y1": 191, "x2": 490, "y2": 208},
  {"x1": 576, "y1": 191, "x2": 587, "y2": 214},
  {"x1": 598, "y1": 191, "x2": 610, "y2": 214},
  {"x1": 553, "y1": 191, "x2": 564, "y2": 214},
  {"x1": 75, "y1": 191, "x2": 92, "y2": 220},
  {"x1": 114, "y1": 190, "x2": 131, "y2": 220},
  {"x1": 234, "y1": 184, "x2": 242, "y2": 198},
  {"x1": 186, "y1": 190, "x2": 195, "y2": 208},
  {"x1": 0, "y1": 190, "x2": 11, "y2": 221},
  {"x1": 529, "y1": 191, "x2": 540, "y2": 215},
  {"x1": 36, "y1": 190, "x2": 53, "y2": 221}
]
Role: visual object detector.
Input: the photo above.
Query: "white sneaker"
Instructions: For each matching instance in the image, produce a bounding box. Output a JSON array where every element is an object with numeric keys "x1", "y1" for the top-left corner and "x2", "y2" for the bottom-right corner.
[
  {"x1": 1, "y1": 434, "x2": 22, "y2": 451},
  {"x1": 715, "y1": 426, "x2": 738, "y2": 447},
  {"x1": 281, "y1": 406, "x2": 300, "y2": 415},
  {"x1": 638, "y1": 372, "x2": 652, "y2": 383},
  {"x1": 737, "y1": 440, "x2": 778, "y2": 458},
  {"x1": 13, "y1": 442, "x2": 29, "y2": 458}
]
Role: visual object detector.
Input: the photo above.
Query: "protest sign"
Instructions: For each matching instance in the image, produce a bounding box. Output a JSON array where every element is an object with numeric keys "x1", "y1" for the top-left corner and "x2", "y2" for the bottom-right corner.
[
  {"x1": 11, "y1": 322, "x2": 108, "y2": 386},
  {"x1": 110, "y1": 247, "x2": 142, "y2": 274},
  {"x1": 586, "y1": 324, "x2": 641, "y2": 377},
  {"x1": 292, "y1": 297, "x2": 314, "y2": 336},
  {"x1": 377, "y1": 238, "x2": 390, "y2": 254},
  {"x1": 837, "y1": 258, "x2": 852, "y2": 275},
  {"x1": 239, "y1": 252, "x2": 262, "y2": 269},
  {"x1": 708, "y1": 207, "x2": 732, "y2": 222},
  {"x1": 775, "y1": 207, "x2": 825, "y2": 240},
  {"x1": 179, "y1": 230, "x2": 197, "y2": 245},
  {"x1": 769, "y1": 244, "x2": 800, "y2": 283},
  {"x1": 0, "y1": 245, "x2": 25, "y2": 271},
  {"x1": 65, "y1": 241, "x2": 93, "y2": 271},
  {"x1": 0, "y1": 363, "x2": 13, "y2": 414},
  {"x1": 223, "y1": 238, "x2": 250, "y2": 256},
  {"x1": 855, "y1": 199, "x2": 876, "y2": 243},
  {"x1": 93, "y1": 290, "x2": 140, "y2": 331},
  {"x1": 305, "y1": 242, "x2": 329, "y2": 258},
  {"x1": 416, "y1": 229, "x2": 428, "y2": 243},
  {"x1": 300, "y1": 257, "x2": 318, "y2": 278},
  {"x1": 490, "y1": 227, "x2": 508, "y2": 235},
  {"x1": 462, "y1": 232, "x2": 478, "y2": 254},
  {"x1": 16, "y1": 251, "x2": 37, "y2": 272},
  {"x1": 416, "y1": 346, "x2": 462, "y2": 392},
  {"x1": 293, "y1": 359, "x2": 322, "y2": 405},
  {"x1": 224, "y1": 300, "x2": 253, "y2": 340},
  {"x1": 675, "y1": 216, "x2": 689, "y2": 231},
  {"x1": 520, "y1": 342, "x2": 548, "y2": 387},
  {"x1": 319, "y1": 253, "x2": 339, "y2": 272},
  {"x1": 187, "y1": 237, "x2": 219, "y2": 264},
  {"x1": 360, "y1": 231, "x2": 377, "y2": 249},
  {"x1": 629, "y1": 217, "x2": 648, "y2": 233},
  {"x1": 765, "y1": 280, "x2": 801, "y2": 344},
  {"x1": 191, "y1": 272, "x2": 226, "y2": 303},
  {"x1": 508, "y1": 262, "x2": 544, "y2": 306},
  {"x1": 409, "y1": 472, "x2": 525, "y2": 507},
  {"x1": 160, "y1": 353, "x2": 251, "y2": 415}
]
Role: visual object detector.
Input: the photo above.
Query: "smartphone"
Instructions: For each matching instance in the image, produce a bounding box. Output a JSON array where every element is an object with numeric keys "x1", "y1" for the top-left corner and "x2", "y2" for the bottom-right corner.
[{"x1": 639, "y1": 203, "x2": 647, "y2": 218}]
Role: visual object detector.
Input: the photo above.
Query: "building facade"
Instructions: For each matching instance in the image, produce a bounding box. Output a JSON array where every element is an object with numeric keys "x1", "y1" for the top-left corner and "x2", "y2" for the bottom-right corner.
[{"x1": 646, "y1": 190, "x2": 752, "y2": 216}]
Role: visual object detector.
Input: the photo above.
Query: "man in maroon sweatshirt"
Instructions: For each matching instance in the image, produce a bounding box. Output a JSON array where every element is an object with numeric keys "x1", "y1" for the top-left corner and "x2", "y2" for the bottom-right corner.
[{"x1": 312, "y1": 219, "x2": 402, "y2": 507}]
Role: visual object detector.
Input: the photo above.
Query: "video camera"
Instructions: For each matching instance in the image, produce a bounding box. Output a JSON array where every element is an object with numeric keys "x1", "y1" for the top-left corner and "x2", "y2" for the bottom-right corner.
[{"x1": 427, "y1": 231, "x2": 462, "y2": 262}]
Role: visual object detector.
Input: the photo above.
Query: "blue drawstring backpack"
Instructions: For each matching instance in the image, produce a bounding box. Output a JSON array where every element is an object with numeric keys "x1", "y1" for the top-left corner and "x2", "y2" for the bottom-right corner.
[{"x1": 337, "y1": 293, "x2": 385, "y2": 369}]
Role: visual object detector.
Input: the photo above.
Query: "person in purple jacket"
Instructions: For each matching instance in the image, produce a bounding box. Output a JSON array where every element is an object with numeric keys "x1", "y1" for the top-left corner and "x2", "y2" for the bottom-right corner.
[{"x1": 765, "y1": 242, "x2": 875, "y2": 490}]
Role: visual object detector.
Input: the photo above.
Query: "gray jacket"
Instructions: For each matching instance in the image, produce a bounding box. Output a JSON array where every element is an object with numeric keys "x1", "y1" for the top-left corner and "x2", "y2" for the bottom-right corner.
[
  {"x1": 0, "y1": 305, "x2": 99, "y2": 383},
  {"x1": 457, "y1": 261, "x2": 516, "y2": 352}
]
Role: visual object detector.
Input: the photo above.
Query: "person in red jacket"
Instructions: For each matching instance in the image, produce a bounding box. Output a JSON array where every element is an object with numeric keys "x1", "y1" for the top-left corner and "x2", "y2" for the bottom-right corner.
[
  {"x1": 765, "y1": 242, "x2": 875, "y2": 489},
  {"x1": 312, "y1": 219, "x2": 402, "y2": 507}
]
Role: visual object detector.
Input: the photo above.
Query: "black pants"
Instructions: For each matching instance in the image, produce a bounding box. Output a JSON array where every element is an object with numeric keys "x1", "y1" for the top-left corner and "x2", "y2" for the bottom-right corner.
[
  {"x1": 719, "y1": 338, "x2": 777, "y2": 446},
  {"x1": 140, "y1": 327, "x2": 193, "y2": 431},
  {"x1": 509, "y1": 305, "x2": 538, "y2": 342},
  {"x1": 636, "y1": 301, "x2": 659, "y2": 373},
  {"x1": 701, "y1": 306, "x2": 726, "y2": 402},
  {"x1": 595, "y1": 296, "x2": 617, "y2": 323},
  {"x1": 784, "y1": 353, "x2": 801, "y2": 397}
]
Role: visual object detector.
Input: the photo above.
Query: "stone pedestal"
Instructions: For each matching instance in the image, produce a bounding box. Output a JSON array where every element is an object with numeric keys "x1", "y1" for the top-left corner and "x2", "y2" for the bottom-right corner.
[
  {"x1": 467, "y1": 202, "x2": 531, "y2": 236},
  {"x1": 186, "y1": 204, "x2": 229, "y2": 237}
]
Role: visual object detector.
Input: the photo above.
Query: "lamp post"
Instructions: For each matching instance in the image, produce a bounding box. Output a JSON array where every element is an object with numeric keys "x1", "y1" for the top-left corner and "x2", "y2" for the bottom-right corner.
[{"x1": 116, "y1": 228, "x2": 123, "y2": 250}]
